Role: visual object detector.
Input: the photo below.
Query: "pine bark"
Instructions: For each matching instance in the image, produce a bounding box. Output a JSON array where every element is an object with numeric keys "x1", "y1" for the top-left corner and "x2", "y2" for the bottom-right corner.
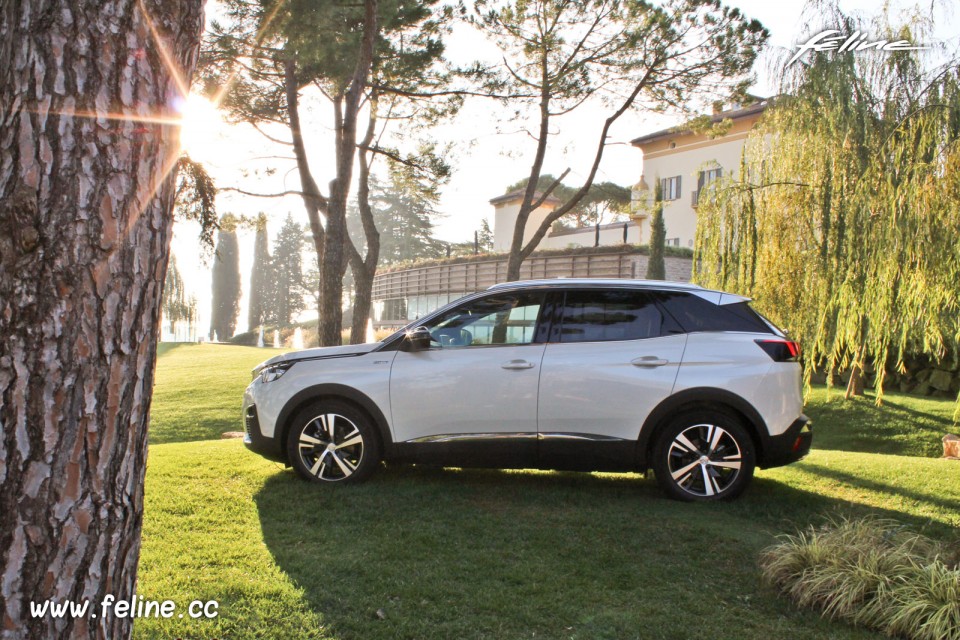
[{"x1": 0, "y1": 1, "x2": 203, "y2": 638}]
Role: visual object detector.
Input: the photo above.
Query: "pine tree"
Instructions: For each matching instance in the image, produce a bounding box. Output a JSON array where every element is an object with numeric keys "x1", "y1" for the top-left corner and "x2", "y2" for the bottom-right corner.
[
  {"x1": 364, "y1": 172, "x2": 445, "y2": 266},
  {"x1": 646, "y1": 180, "x2": 666, "y2": 280},
  {"x1": 210, "y1": 215, "x2": 242, "y2": 340},
  {"x1": 248, "y1": 213, "x2": 273, "y2": 330},
  {"x1": 0, "y1": 1, "x2": 204, "y2": 635},
  {"x1": 477, "y1": 218, "x2": 494, "y2": 252},
  {"x1": 272, "y1": 215, "x2": 306, "y2": 327},
  {"x1": 476, "y1": 0, "x2": 767, "y2": 281}
]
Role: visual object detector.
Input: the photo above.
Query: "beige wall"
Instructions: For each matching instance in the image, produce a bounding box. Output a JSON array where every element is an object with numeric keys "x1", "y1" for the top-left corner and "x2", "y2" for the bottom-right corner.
[
  {"x1": 538, "y1": 223, "x2": 643, "y2": 249},
  {"x1": 493, "y1": 200, "x2": 558, "y2": 252},
  {"x1": 637, "y1": 135, "x2": 748, "y2": 248},
  {"x1": 633, "y1": 114, "x2": 761, "y2": 249}
]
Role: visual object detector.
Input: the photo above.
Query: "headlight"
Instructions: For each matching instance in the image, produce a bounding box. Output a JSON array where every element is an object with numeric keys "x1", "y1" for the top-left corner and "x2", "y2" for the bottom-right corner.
[{"x1": 259, "y1": 362, "x2": 294, "y2": 383}]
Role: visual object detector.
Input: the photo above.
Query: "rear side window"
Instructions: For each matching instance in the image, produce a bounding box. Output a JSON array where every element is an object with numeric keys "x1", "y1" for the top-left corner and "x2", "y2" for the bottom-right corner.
[
  {"x1": 656, "y1": 292, "x2": 772, "y2": 334},
  {"x1": 557, "y1": 290, "x2": 664, "y2": 342}
]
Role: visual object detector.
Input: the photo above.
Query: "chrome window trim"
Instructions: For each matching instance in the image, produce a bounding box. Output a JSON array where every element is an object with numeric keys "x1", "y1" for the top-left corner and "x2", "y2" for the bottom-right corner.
[{"x1": 405, "y1": 432, "x2": 628, "y2": 444}]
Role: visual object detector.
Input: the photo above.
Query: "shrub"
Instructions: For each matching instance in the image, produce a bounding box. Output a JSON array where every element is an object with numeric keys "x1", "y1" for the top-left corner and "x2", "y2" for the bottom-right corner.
[{"x1": 760, "y1": 518, "x2": 960, "y2": 640}]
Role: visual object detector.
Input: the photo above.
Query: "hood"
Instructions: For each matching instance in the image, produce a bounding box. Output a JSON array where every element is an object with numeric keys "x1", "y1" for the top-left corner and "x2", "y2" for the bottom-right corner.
[{"x1": 253, "y1": 342, "x2": 382, "y2": 373}]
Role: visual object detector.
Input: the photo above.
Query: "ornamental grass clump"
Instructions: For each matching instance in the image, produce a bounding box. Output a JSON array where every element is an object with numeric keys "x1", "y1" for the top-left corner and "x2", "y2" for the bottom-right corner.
[{"x1": 760, "y1": 518, "x2": 960, "y2": 640}]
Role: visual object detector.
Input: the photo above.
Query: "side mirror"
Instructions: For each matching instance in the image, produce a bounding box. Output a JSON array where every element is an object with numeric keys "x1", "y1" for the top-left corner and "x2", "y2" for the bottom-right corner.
[{"x1": 403, "y1": 326, "x2": 433, "y2": 352}]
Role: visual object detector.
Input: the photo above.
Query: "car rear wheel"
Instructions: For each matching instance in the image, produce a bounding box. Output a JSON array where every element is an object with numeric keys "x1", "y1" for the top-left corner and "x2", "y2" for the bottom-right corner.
[
  {"x1": 653, "y1": 410, "x2": 756, "y2": 501},
  {"x1": 287, "y1": 400, "x2": 381, "y2": 484}
]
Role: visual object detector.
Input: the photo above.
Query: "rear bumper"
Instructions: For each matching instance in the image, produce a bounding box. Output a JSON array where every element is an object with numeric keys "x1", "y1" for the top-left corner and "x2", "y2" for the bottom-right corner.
[
  {"x1": 759, "y1": 414, "x2": 812, "y2": 469},
  {"x1": 243, "y1": 403, "x2": 287, "y2": 464}
]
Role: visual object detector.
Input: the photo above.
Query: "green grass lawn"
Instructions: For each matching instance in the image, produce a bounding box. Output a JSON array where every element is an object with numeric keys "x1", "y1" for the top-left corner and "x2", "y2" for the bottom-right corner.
[
  {"x1": 805, "y1": 385, "x2": 958, "y2": 458},
  {"x1": 150, "y1": 343, "x2": 284, "y2": 443},
  {"x1": 136, "y1": 344, "x2": 960, "y2": 639}
]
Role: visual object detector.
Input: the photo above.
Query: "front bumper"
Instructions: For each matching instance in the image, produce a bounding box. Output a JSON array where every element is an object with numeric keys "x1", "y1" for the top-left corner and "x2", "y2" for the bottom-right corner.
[
  {"x1": 759, "y1": 414, "x2": 812, "y2": 469},
  {"x1": 243, "y1": 402, "x2": 287, "y2": 463}
]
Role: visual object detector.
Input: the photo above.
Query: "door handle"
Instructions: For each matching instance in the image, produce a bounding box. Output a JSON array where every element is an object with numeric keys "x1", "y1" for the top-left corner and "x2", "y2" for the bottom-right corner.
[
  {"x1": 501, "y1": 360, "x2": 535, "y2": 370},
  {"x1": 631, "y1": 356, "x2": 669, "y2": 368}
]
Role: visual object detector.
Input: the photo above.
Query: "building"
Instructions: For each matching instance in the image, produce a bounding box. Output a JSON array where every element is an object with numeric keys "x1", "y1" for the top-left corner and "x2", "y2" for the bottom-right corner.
[
  {"x1": 490, "y1": 189, "x2": 644, "y2": 251},
  {"x1": 630, "y1": 97, "x2": 770, "y2": 249}
]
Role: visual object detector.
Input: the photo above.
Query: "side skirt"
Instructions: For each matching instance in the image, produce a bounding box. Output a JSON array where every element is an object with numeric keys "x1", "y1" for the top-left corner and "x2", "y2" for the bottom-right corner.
[{"x1": 389, "y1": 433, "x2": 638, "y2": 473}]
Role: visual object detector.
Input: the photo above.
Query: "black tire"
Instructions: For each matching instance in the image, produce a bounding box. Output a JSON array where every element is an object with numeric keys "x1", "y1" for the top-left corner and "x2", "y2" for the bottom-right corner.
[
  {"x1": 652, "y1": 409, "x2": 756, "y2": 502},
  {"x1": 286, "y1": 400, "x2": 381, "y2": 484}
]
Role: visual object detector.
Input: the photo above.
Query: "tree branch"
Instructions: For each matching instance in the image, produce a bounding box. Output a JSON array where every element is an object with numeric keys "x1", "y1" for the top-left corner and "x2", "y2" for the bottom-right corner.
[{"x1": 220, "y1": 187, "x2": 307, "y2": 198}]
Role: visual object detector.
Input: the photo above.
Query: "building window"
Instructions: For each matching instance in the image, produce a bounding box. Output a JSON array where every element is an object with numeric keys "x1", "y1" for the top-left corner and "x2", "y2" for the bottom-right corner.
[
  {"x1": 700, "y1": 167, "x2": 722, "y2": 186},
  {"x1": 666, "y1": 238, "x2": 680, "y2": 247},
  {"x1": 381, "y1": 298, "x2": 408, "y2": 322},
  {"x1": 692, "y1": 167, "x2": 722, "y2": 207},
  {"x1": 660, "y1": 176, "x2": 681, "y2": 201}
]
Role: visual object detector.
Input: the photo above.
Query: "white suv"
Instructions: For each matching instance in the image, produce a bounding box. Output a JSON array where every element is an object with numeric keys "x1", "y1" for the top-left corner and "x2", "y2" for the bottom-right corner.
[{"x1": 243, "y1": 279, "x2": 811, "y2": 501}]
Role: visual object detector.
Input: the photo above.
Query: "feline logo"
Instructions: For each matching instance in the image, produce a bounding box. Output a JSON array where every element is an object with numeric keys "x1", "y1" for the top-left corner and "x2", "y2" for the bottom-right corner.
[{"x1": 788, "y1": 30, "x2": 929, "y2": 66}]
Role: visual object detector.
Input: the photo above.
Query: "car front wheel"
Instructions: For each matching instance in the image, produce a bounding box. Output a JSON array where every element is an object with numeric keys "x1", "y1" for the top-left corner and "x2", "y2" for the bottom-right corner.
[
  {"x1": 653, "y1": 410, "x2": 756, "y2": 501},
  {"x1": 286, "y1": 400, "x2": 381, "y2": 484}
]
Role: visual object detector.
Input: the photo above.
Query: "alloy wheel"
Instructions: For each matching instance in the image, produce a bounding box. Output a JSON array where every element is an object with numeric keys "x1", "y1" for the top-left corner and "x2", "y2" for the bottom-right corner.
[
  {"x1": 666, "y1": 423, "x2": 743, "y2": 498},
  {"x1": 296, "y1": 413, "x2": 365, "y2": 482}
]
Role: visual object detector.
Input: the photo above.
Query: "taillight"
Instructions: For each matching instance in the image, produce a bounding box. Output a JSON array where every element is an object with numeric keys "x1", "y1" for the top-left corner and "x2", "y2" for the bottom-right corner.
[{"x1": 755, "y1": 339, "x2": 800, "y2": 362}]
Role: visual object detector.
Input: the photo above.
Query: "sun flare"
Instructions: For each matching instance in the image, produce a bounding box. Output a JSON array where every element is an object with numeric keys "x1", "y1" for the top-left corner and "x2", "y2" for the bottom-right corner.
[{"x1": 176, "y1": 94, "x2": 225, "y2": 164}]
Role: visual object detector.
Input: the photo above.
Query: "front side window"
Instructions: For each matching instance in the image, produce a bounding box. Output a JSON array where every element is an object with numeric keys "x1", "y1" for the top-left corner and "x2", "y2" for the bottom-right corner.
[
  {"x1": 424, "y1": 292, "x2": 544, "y2": 348},
  {"x1": 557, "y1": 290, "x2": 664, "y2": 343}
]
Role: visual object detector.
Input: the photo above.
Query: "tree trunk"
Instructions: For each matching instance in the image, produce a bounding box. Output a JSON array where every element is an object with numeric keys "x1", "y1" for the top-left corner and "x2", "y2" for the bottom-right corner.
[
  {"x1": 316, "y1": 0, "x2": 378, "y2": 347},
  {"x1": 350, "y1": 265, "x2": 374, "y2": 344},
  {"x1": 349, "y1": 103, "x2": 380, "y2": 346},
  {"x1": 506, "y1": 251, "x2": 524, "y2": 282},
  {"x1": 0, "y1": 1, "x2": 203, "y2": 638},
  {"x1": 845, "y1": 364, "x2": 865, "y2": 398},
  {"x1": 283, "y1": 58, "x2": 328, "y2": 338}
]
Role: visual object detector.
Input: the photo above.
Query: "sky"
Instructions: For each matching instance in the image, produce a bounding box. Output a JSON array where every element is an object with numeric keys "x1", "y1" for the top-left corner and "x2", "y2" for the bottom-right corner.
[{"x1": 170, "y1": 0, "x2": 958, "y2": 338}]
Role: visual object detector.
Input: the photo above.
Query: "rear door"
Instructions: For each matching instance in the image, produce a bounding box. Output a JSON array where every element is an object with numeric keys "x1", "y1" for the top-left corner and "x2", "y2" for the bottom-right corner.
[{"x1": 537, "y1": 288, "x2": 687, "y2": 470}]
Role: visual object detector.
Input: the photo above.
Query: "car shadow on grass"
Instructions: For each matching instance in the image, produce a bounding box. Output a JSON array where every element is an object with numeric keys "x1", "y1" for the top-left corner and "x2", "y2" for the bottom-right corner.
[{"x1": 254, "y1": 464, "x2": 887, "y2": 640}]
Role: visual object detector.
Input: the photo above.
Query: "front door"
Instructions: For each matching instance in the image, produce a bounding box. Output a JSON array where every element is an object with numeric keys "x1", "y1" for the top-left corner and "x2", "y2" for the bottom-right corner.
[{"x1": 390, "y1": 291, "x2": 547, "y2": 468}]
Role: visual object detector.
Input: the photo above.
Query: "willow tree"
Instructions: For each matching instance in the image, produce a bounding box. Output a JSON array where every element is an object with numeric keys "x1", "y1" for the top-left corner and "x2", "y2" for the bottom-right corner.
[
  {"x1": 694, "y1": 5, "x2": 960, "y2": 401},
  {"x1": 163, "y1": 256, "x2": 198, "y2": 340}
]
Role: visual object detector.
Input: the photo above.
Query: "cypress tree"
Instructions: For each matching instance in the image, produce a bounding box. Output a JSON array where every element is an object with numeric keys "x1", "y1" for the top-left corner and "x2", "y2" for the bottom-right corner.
[
  {"x1": 646, "y1": 179, "x2": 666, "y2": 280},
  {"x1": 210, "y1": 215, "x2": 242, "y2": 340},
  {"x1": 248, "y1": 213, "x2": 272, "y2": 330}
]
